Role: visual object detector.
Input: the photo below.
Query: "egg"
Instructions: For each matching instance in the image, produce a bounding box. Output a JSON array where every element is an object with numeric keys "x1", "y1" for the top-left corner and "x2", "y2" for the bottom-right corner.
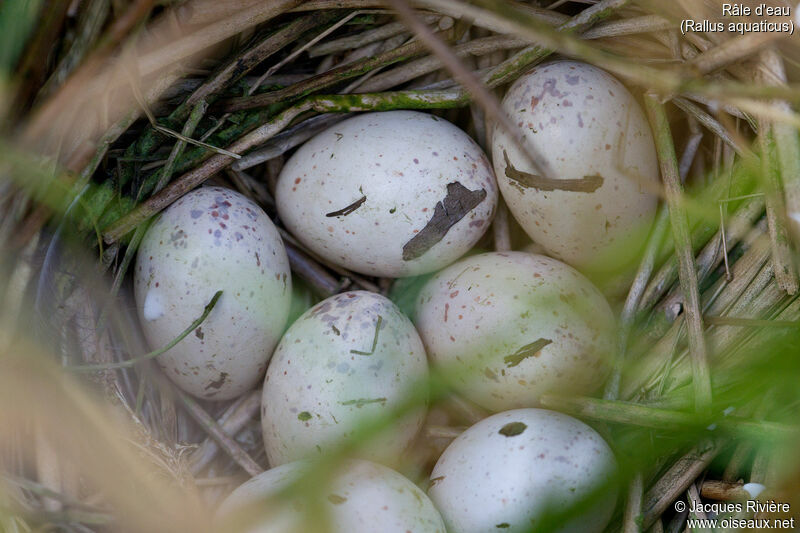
[
  {"x1": 261, "y1": 290, "x2": 427, "y2": 466},
  {"x1": 134, "y1": 186, "x2": 291, "y2": 400},
  {"x1": 429, "y1": 408, "x2": 617, "y2": 533},
  {"x1": 492, "y1": 60, "x2": 659, "y2": 272},
  {"x1": 217, "y1": 459, "x2": 446, "y2": 533},
  {"x1": 276, "y1": 110, "x2": 498, "y2": 277},
  {"x1": 414, "y1": 252, "x2": 615, "y2": 412}
]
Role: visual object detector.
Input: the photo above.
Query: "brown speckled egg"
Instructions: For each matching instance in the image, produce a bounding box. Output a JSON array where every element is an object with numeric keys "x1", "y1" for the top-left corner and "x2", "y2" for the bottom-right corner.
[
  {"x1": 414, "y1": 252, "x2": 615, "y2": 412},
  {"x1": 261, "y1": 291, "x2": 428, "y2": 466},
  {"x1": 429, "y1": 408, "x2": 617, "y2": 533},
  {"x1": 492, "y1": 60, "x2": 659, "y2": 273},
  {"x1": 276, "y1": 110, "x2": 498, "y2": 277},
  {"x1": 217, "y1": 459, "x2": 446, "y2": 533},
  {"x1": 134, "y1": 186, "x2": 291, "y2": 400}
]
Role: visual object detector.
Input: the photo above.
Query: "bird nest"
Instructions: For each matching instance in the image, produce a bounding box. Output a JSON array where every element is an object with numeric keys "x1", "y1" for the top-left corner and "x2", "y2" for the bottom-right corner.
[{"x1": 1, "y1": 0, "x2": 800, "y2": 531}]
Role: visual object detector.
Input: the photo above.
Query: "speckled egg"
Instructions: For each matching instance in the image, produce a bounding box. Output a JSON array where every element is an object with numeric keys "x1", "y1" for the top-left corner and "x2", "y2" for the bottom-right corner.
[
  {"x1": 492, "y1": 60, "x2": 659, "y2": 272},
  {"x1": 429, "y1": 408, "x2": 617, "y2": 533},
  {"x1": 261, "y1": 290, "x2": 428, "y2": 466},
  {"x1": 414, "y1": 252, "x2": 615, "y2": 412},
  {"x1": 134, "y1": 186, "x2": 291, "y2": 400},
  {"x1": 217, "y1": 460, "x2": 446, "y2": 533},
  {"x1": 276, "y1": 110, "x2": 498, "y2": 277}
]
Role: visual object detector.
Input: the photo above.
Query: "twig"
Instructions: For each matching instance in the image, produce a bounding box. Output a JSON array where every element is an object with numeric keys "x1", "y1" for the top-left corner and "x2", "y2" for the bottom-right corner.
[
  {"x1": 622, "y1": 238, "x2": 773, "y2": 400},
  {"x1": 39, "y1": 0, "x2": 111, "y2": 99},
  {"x1": 689, "y1": 32, "x2": 786, "y2": 75},
  {"x1": 672, "y1": 98, "x2": 745, "y2": 155},
  {"x1": 686, "y1": 483, "x2": 707, "y2": 521},
  {"x1": 310, "y1": 19, "x2": 422, "y2": 56},
  {"x1": 700, "y1": 480, "x2": 750, "y2": 501},
  {"x1": 148, "y1": 124, "x2": 241, "y2": 160},
  {"x1": 278, "y1": 226, "x2": 379, "y2": 293},
  {"x1": 151, "y1": 100, "x2": 209, "y2": 196},
  {"x1": 408, "y1": 0, "x2": 579, "y2": 35},
  {"x1": 704, "y1": 227, "x2": 770, "y2": 319},
  {"x1": 358, "y1": 34, "x2": 528, "y2": 92},
  {"x1": 650, "y1": 197, "x2": 766, "y2": 323},
  {"x1": 758, "y1": 49, "x2": 800, "y2": 245},
  {"x1": 248, "y1": 11, "x2": 363, "y2": 95},
  {"x1": 179, "y1": 13, "x2": 327, "y2": 117},
  {"x1": 623, "y1": 472, "x2": 644, "y2": 533},
  {"x1": 189, "y1": 389, "x2": 262, "y2": 474},
  {"x1": 634, "y1": 126, "x2": 728, "y2": 313},
  {"x1": 703, "y1": 316, "x2": 800, "y2": 327},
  {"x1": 759, "y1": 51, "x2": 800, "y2": 290},
  {"x1": 232, "y1": 114, "x2": 347, "y2": 171},
  {"x1": 101, "y1": 219, "x2": 152, "y2": 332},
  {"x1": 480, "y1": 0, "x2": 632, "y2": 91},
  {"x1": 137, "y1": 0, "x2": 304, "y2": 78},
  {"x1": 220, "y1": 29, "x2": 449, "y2": 111},
  {"x1": 757, "y1": 114, "x2": 798, "y2": 295},
  {"x1": 677, "y1": 130, "x2": 703, "y2": 181},
  {"x1": 642, "y1": 441, "x2": 721, "y2": 529},
  {"x1": 227, "y1": 168, "x2": 275, "y2": 211},
  {"x1": 285, "y1": 242, "x2": 341, "y2": 298},
  {"x1": 581, "y1": 14, "x2": 672, "y2": 40},
  {"x1": 492, "y1": 200, "x2": 512, "y2": 252},
  {"x1": 177, "y1": 392, "x2": 263, "y2": 477},
  {"x1": 539, "y1": 396, "x2": 794, "y2": 441},
  {"x1": 22, "y1": 0, "x2": 157, "y2": 146},
  {"x1": 648, "y1": 263, "x2": 784, "y2": 399},
  {"x1": 644, "y1": 94, "x2": 712, "y2": 413},
  {"x1": 604, "y1": 206, "x2": 669, "y2": 401},
  {"x1": 11, "y1": 0, "x2": 74, "y2": 115},
  {"x1": 723, "y1": 441, "x2": 754, "y2": 483}
]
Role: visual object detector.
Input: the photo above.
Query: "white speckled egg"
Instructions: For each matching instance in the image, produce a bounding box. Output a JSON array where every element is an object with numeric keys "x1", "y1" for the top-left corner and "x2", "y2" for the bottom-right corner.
[
  {"x1": 217, "y1": 459, "x2": 446, "y2": 533},
  {"x1": 276, "y1": 110, "x2": 498, "y2": 277},
  {"x1": 492, "y1": 60, "x2": 659, "y2": 272},
  {"x1": 261, "y1": 290, "x2": 427, "y2": 466},
  {"x1": 429, "y1": 408, "x2": 617, "y2": 533},
  {"x1": 134, "y1": 186, "x2": 291, "y2": 400},
  {"x1": 414, "y1": 252, "x2": 615, "y2": 412}
]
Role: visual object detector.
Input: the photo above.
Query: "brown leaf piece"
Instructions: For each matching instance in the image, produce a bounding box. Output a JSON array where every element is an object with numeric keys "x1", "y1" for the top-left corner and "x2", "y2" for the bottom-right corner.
[
  {"x1": 498, "y1": 422, "x2": 527, "y2": 437},
  {"x1": 402, "y1": 182, "x2": 487, "y2": 261},
  {"x1": 503, "y1": 150, "x2": 603, "y2": 192},
  {"x1": 503, "y1": 338, "x2": 553, "y2": 368},
  {"x1": 204, "y1": 372, "x2": 229, "y2": 391},
  {"x1": 326, "y1": 195, "x2": 367, "y2": 217}
]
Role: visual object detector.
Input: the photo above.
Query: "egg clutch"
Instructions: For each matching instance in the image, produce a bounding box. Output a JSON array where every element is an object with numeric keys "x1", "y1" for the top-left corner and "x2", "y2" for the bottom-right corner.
[{"x1": 134, "y1": 60, "x2": 658, "y2": 532}]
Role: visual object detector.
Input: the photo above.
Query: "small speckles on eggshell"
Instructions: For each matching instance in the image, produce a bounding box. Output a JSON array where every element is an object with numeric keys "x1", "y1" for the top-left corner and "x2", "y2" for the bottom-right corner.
[
  {"x1": 275, "y1": 111, "x2": 498, "y2": 277},
  {"x1": 429, "y1": 408, "x2": 617, "y2": 533},
  {"x1": 415, "y1": 252, "x2": 615, "y2": 412},
  {"x1": 134, "y1": 186, "x2": 292, "y2": 401},
  {"x1": 262, "y1": 291, "x2": 428, "y2": 467},
  {"x1": 492, "y1": 60, "x2": 659, "y2": 274}
]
